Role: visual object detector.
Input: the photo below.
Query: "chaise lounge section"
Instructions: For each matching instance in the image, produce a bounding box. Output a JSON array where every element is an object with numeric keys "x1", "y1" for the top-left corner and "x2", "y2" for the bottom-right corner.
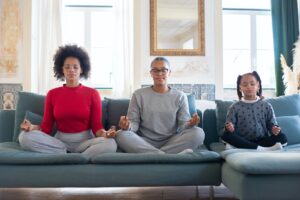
[{"x1": 203, "y1": 94, "x2": 300, "y2": 200}]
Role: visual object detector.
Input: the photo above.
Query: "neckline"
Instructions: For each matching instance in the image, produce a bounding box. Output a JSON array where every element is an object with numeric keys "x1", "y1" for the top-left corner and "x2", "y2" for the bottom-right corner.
[
  {"x1": 63, "y1": 83, "x2": 83, "y2": 89},
  {"x1": 241, "y1": 96, "x2": 260, "y2": 103},
  {"x1": 151, "y1": 85, "x2": 171, "y2": 94}
]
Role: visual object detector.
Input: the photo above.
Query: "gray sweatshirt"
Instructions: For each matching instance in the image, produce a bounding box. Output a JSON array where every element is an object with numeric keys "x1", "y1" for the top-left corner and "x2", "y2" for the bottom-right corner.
[{"x1": 127, "y1": 87, "x2": 191, "y2": 142}]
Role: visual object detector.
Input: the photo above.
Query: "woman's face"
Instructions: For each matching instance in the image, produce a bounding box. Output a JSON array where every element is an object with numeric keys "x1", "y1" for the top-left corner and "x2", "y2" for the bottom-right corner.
[
  {"x1": 150, "y1": 60, "x2": 171, "y2": 86},
  {"x1": 63, "y1": 57, "x2": 82, "y2": 84}
]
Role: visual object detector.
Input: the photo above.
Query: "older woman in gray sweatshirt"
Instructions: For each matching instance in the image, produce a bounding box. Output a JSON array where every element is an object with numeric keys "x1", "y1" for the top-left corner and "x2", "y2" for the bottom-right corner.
[{"x1": 115, "y1": 57, "x2": 205, "y2": 154}]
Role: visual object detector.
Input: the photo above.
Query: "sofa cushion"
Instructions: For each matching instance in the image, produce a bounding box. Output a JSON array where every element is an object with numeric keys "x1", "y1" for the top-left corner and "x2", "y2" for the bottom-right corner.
[
  {"x1": 276, "y1": 115, "x2": 300, "y2": 145},
  {"x1": 13, "y1": 92, "x2": 46, "y2": 141},
  {"x1": 266, "y1": 94, "x2": 300, "y2": 117},
  {"x1": 215, "y1": 100, "x2": 235, "y2": 136},
  {"x1": 105, "y1": 98, "x2": 130, "y2": 129},
  {"x1": 91, "y1": 150, "x2": 220, "y2": 164},
  {"x1": 0, "y1": 151, "x2": 89, "y2": 165},
  {"x1": 0, "y1": 142, "x2": 23, "y2": 152},
  {"x1": 0, "y1": 110, "x2": 16, "y2": 142},
  {"x1": 0, "y1": 142, "x2": 89, "y2": 164},
  {"x1": 187, "y1": 93, "x2": 197, "y2": 117},
  {"x1": 25, "y1": 110, "x2": 43, "y2": 125},
  {"x1": 224, "y1": 151, "x2": 300, "y2": 174},
  {"x1": 25, "y1": 111, "x2": 59, "y2": 135}
]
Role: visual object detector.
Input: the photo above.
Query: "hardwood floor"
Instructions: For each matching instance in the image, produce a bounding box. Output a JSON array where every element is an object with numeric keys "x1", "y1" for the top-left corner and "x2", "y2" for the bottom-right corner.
[{"x1": 0, "y1": 185, "x2": 238, "y2": 200}]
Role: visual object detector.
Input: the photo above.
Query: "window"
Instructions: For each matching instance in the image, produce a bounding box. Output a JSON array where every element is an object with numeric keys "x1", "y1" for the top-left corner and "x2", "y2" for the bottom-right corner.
[
  {"x1": 222, "y1": 0, "x2": 275, "y2": 89},
  {"x1": 62, "y1": 0, "x2": 114, "y2": 88}
]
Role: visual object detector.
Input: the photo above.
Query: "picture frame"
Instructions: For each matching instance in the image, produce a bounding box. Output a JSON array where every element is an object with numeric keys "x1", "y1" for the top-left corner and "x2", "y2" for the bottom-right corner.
[{"x1": 0, "y1": 83, "x2": 22, "y2": 110}]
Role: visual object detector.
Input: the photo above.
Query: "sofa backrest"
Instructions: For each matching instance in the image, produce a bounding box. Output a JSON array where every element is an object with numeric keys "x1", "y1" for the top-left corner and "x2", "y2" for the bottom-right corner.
[
  {"x1": 8, "y1": 91, "x2": 200, "y2": 142},
  {"x1": 0, "y1": 110, "x2": 16, "y2": 142}
]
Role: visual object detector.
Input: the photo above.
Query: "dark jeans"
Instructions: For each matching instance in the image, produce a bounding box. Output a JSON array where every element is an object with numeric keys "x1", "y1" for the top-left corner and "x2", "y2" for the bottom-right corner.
[{"x1": 221, "y1": 131, "x2": 288, "y2": 149}]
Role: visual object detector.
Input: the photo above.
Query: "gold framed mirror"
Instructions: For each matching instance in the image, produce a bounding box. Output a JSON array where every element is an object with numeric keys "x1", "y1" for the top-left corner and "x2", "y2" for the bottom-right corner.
[{"x1": 150, "y1": 0, "x2": 205, "y2": 56}]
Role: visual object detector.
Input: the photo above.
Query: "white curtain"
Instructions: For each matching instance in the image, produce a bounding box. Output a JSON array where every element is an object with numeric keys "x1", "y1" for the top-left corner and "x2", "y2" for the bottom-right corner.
[
  {"x1": 111, "y1": 0, "x2": 133, "y2": 98},
  {"x1": 31, "y1": 0, "x2": 62, "y2": 94}
]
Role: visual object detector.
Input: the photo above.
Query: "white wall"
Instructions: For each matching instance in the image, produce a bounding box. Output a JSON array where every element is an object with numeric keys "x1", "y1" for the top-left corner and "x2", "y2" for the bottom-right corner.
[
  {"x1": 20, "y1": 0, "x2": 224, "y2": 98},
  {"x1": 133, "y1": 0, "x2": 223, "y2": 98}
]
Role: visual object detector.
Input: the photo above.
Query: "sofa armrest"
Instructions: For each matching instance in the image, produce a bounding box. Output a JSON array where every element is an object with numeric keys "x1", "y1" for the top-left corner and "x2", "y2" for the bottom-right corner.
[{"x1": 0, "y1": 110, "x2": 15, "y2": 142}]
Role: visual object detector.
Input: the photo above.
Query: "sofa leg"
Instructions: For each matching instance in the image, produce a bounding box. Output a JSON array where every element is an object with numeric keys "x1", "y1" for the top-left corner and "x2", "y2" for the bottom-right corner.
[
  {"x1": 195, "y1": 186, "x2": 214, "y2": 200},
  {"x1": 209, "y1": 185, "x2": 214, "y2": 200},
  {"x1": 195, "y1": 186, "x2": 199, "y2": 199}
]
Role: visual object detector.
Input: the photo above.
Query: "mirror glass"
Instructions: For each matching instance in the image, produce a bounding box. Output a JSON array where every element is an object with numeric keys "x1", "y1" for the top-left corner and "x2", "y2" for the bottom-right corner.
[{"x1": 150, "y1": 0, "x2": 205, "y2": 56}]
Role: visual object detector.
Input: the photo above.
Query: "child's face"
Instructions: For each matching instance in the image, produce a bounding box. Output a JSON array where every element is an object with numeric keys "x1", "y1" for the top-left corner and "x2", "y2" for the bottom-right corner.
[{"x1": 240, "y1": 74, "x2": 260, "y2": 100}]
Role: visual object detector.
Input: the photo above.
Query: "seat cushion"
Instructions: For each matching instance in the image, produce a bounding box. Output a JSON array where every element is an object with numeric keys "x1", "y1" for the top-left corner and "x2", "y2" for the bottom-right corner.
[
  {"x1": 91, "y1": 150, "x2": 220, "y2": 164},
  {"x1": 0, "y1": 142, "x2": 89, "y2": 164},
  {"x1": 224, "y1": 151, "x2": 300, "y2": 174}
]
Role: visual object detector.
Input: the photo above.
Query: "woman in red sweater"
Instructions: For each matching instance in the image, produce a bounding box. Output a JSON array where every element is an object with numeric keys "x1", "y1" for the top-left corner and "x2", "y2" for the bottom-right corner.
[{"x1": 18, "y1": 45, "x2": 117, "y2": 158}]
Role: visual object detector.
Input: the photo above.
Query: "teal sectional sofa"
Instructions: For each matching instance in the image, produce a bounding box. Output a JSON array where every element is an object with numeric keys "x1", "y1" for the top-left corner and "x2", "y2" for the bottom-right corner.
[
  {"x1": 0, "y1": 92, "x2": 221, "y2": 198},
  {"x1": 203, "y1": 94, "x2": 300, "y2": 200},
  {"x1": 1, "y1": 91, "x2": 300, "y2": 200}
]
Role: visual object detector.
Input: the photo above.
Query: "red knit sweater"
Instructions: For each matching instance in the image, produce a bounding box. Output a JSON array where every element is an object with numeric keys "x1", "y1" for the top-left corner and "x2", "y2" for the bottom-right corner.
[{"x1": 40, "y1": 84, "x2": 103, "y2": 135}]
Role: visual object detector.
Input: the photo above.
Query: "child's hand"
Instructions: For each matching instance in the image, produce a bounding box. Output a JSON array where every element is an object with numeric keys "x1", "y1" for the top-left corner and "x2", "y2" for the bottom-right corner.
[
  {"x1": 225, "y1": 122, "x2": 235, "y2": 133},
  {"x1": 272, "y1": 125, "x2": 281, "y2": 136},
  {"x1": 119, "y1": 116, "x2": 131, "y2": 130},
  {"x1": 188, "y1": 113, "x2": 200, "y2": 126}
]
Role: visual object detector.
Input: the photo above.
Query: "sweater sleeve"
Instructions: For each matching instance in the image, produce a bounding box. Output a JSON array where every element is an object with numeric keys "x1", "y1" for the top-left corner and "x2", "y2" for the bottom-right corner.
[
  {"x1": 90, "y1": 90, "x2": 103, "y2": 135},
  {"x1": 177, "y1": 94, "x2": 191, "y2": 132},
  {"x1": 127, "y1": 92, "x2": 140, "y2": 132},
  {"x1": 266, "y1": 103, "x2": 277, "y2": 131},
  {"x1": 40, "y1": 91, "x2": 55, "y2": 135}
]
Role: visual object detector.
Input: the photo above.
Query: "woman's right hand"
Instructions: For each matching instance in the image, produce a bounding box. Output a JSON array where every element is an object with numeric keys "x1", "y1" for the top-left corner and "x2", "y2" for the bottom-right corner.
[
  {"x1": 20, "y1": 119, "x2": 39, "y2": 132},
  {"x1": 119, "y1": 116, "x2": 131, "y2": 130},
  {"x1": 225, "y1": 122, "x2": 235, "y2": 133}
]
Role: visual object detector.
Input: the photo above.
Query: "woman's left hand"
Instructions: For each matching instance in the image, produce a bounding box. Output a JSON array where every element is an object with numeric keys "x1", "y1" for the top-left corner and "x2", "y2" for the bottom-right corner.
[
  {"x1": 105, "y1": 126, "x2": 117, "y2": 138},
  {"x1": 272, "y1": 125, "x2": 281, "y2": 136},
  {"x1": 188, "y1": 113, "x2": 200, "y2": 126},
  {"x1": 96, "y1": 127, "x2": 117, "y2": 138}
]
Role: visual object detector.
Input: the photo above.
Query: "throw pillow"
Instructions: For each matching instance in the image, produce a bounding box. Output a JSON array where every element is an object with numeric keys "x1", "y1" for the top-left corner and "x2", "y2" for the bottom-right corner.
[
  {"x1": 276, "y1": 115, "x2": 300, "y2": 145},
  {"x1": 25, "y1": 110, "x2": 43, "y2": 125},
  {"x1": 105, "y1": 98, "x2": 130, "y2": 129},
  {"x1": 13, "y1": 92, "x2": 46, "y2": 141},
  {"x1": 187, "y1": 93, "x2": 197, "y2": 117},
  {"x1": 215, "y1": 100, "x2": 235, "y2": 136},
  {"x1": 24, "y1": 110, "x2": 57, "y2": 136}
]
